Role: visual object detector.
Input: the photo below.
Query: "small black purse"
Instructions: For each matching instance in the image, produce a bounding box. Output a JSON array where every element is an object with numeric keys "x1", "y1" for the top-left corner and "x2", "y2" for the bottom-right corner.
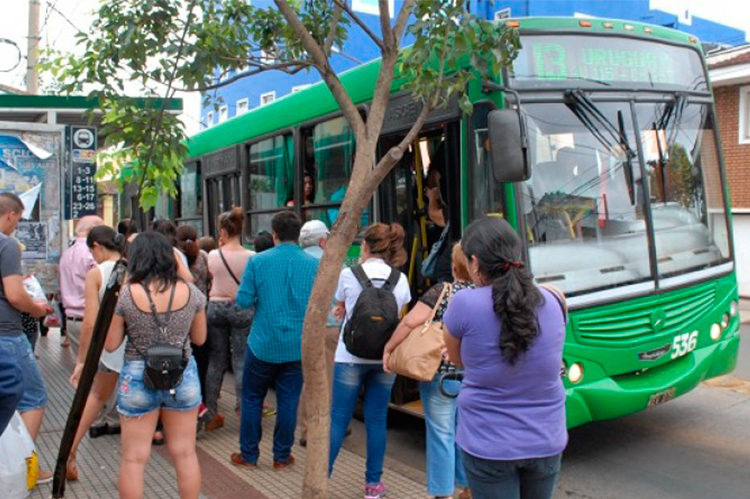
[{"x1": 139, "y1": 283, "x2": 188, "y2": 394}]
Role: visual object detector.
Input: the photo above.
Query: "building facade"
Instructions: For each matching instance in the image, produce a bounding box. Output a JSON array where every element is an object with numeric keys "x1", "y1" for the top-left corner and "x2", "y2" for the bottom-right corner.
[
  {"x1": 708, "y1": 46, "x2": 750, "y2": 296},
  {"x1": 200, "y1": 0, "x2": 748, "y2": 127}
]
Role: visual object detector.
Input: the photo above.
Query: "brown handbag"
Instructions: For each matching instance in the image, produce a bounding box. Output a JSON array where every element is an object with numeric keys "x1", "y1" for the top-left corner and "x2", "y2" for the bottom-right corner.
[{"x1": 387, "y1": 283, "x2": 452, "y2": 382}]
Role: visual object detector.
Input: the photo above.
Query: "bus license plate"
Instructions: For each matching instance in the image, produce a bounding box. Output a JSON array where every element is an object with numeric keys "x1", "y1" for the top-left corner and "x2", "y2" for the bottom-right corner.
[{"x1": 647, "y1": 388, "x2": 676, "y2": 408}]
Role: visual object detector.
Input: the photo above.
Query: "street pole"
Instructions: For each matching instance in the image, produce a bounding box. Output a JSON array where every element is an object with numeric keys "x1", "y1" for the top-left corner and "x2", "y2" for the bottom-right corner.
[{"x1": 26, "y1": 0, "x2": 40, "y2": 94}]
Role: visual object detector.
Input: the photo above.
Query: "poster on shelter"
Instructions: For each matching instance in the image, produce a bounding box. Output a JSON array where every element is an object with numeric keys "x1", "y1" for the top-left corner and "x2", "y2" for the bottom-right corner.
[
  {"x1": 15, "y1": 221, "x2": 47, "y2": 260},
  {"x1": 0, "y1": 134, "x2": 48, "y2": 200}
]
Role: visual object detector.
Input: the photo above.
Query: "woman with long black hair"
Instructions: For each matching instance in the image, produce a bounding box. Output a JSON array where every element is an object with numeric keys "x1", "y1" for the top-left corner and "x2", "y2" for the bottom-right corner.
[
  {"x1": 105, "y1": 232, "x2": 206, "y2": 499},
  {"x1": 443, "y1": 216, "x2": 567, "y2": 499}
]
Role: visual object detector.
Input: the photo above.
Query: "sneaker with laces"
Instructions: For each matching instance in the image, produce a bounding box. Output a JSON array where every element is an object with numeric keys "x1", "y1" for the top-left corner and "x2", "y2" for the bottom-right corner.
[{"x1": 364, "y1": 482, "x2": 386, "y2": 499}]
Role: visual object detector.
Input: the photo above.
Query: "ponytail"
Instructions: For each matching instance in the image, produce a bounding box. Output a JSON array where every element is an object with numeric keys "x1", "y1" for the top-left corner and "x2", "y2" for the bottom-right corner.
[
  {"x1": 490, "y1": 263, "x2": 542, "y2": 365},
  {"x1": 87, "y1": 226, "x2": 125, "y2": 254},
  {"x1": 218, "y1": 206, "x2": 244, "y2": 238},
  {"x1": 461, "y1": 217, "x2": 542, "y2": 365},
  {"x1": 176, "y1": 225, "x2": 200, "y2": 267}
]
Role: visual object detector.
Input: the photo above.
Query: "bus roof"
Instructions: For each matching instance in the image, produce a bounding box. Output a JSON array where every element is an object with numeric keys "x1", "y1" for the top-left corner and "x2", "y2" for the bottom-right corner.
[
  {"x1": 507, "y1": 16, "x2": 700, "y2": 46},
  {"x1": 186, "y1": 16, "x2": 700, "y2": 160}
]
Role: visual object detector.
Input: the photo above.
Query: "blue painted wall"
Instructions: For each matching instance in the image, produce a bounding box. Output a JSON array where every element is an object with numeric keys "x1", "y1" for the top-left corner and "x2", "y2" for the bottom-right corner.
[{"x1": 200, "y1": 0, "x2": 746, "y2": 129}]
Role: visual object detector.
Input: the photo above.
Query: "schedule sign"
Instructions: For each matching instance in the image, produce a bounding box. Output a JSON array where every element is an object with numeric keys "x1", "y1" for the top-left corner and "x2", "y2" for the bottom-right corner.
[
  {"x1": 510, "y1": 35, "x2": 707, "y2": 90},
  {"x1": 65, "y1": 126, "x2": 98, "y2": 219}
]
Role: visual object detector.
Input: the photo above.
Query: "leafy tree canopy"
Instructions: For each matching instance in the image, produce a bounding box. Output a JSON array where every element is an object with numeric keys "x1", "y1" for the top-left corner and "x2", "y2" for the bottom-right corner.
[{"x1": 43, "y1": 0, "x2": 519, "y2": 209}]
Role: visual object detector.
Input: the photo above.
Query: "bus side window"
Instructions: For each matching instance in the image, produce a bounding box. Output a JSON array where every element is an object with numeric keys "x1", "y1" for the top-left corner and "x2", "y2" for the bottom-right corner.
[
  {"x1": 248, "y1": 134, "x2": 294, "y2": 236},
  {"x1": 304, "y1": 116, "x2": 368, "y2": 227}
]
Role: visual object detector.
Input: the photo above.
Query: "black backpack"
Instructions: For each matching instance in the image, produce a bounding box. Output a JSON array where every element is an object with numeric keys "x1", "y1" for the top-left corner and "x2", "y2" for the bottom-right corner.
[{"x1": 343, "y1": 264, "x2": 401, "y2": 359}]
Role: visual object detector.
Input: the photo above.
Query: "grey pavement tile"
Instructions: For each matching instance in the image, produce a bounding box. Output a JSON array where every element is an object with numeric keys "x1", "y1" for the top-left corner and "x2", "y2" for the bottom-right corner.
[{"x1": 29, "y1": 329, "x2": 427, "y2": 498}]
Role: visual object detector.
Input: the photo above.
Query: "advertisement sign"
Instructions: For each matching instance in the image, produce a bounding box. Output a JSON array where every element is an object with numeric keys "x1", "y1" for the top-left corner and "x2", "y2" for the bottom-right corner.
[{"x1": 15, "y1": 221, "x2": 47, "y2": 260}]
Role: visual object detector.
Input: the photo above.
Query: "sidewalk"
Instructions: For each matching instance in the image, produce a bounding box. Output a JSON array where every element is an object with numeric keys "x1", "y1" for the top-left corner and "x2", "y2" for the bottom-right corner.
[{"x1": 30, "y1": 330, "x2": 427, "y2": 498}]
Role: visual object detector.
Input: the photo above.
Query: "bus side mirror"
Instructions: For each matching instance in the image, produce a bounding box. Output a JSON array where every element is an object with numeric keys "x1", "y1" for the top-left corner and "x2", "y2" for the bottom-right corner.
[{"x1": 488, "y1": 108, "x2": 530, "y2": 182}]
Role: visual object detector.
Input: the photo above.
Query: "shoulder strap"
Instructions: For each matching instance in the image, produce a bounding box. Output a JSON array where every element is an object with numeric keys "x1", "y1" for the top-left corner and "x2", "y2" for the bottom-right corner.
[
  {"x1": 382, "y1": 266, "x2": 401, "y2": 291},
  {"x1": 424, "y1": 283, "x2": 451, "y2": 325},
  {"x1": 351, "y1": 264, "x2": 372, "y2": 289},
  {"x1": 141, "y1": 282, "x2": 177, "y2": 337},
  {"x1": 219, "y1": 249, "x2": 240, "y2": 285},
  {"x1": 540, "y1": 284, "x2": 567, "y2": 323}
]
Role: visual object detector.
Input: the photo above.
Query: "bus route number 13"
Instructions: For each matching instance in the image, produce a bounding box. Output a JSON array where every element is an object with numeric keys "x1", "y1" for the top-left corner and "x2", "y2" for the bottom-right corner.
[{"x1": 670, "y1": 331, "x2": 698, "y2": 359}]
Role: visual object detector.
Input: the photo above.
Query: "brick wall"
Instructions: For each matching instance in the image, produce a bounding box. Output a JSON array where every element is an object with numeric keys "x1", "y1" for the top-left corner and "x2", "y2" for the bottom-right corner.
[{"x1": 714, "y1": 85, "x2": 750, "y2": 209}]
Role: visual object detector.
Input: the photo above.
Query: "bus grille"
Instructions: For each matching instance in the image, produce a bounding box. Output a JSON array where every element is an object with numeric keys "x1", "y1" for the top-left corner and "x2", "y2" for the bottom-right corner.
[{"x1": 574, "y1": 286, "x2": 716, "y2": 344}]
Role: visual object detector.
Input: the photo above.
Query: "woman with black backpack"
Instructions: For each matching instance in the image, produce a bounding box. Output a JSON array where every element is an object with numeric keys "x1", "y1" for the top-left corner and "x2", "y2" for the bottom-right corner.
[{"x1": 329, "y1": 223, "x2": 411, "y2": 499}]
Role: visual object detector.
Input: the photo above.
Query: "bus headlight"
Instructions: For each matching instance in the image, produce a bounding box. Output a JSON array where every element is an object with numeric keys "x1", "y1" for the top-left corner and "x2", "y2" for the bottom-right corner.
[
  {"x1": 568, "y1": 363, "x2": 584, "y2": 384},
  {"x1": 710, "y1": 323, "x2": 722, "y2": 341}
]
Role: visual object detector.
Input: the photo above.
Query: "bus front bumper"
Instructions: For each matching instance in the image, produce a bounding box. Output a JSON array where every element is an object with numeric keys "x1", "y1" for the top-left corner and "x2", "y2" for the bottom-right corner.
[{"x1": 565, "y1": 329, "x2": 740, "y2": 428}]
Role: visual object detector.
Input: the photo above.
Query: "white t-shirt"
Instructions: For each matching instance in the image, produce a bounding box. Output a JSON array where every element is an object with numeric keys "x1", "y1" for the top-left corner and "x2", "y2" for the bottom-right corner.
[
  {"x1": 97, "y1": 260, "x2": 125, "y2": 373},
  {"x1": 334, "y1": 258, "x2": 411, "y2": 364}
]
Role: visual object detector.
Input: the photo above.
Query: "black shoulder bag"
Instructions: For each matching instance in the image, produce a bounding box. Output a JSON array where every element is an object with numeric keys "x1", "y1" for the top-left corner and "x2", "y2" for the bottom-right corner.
[{"x1": 139, "y1": 283, "x2": 188, "y2": 394}]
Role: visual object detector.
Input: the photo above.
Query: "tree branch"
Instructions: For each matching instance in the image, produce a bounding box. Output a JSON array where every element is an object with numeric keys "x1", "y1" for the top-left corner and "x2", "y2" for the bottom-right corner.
[
  {"x1": 330, "y1": 0, "x2": 385, "y2": 51},
  {"x1": 378, "y1": 0, "x2": 395, "y2": 49},
  {"x1": 365, "y1": 102, "x2": 432, "y2": 190},
  {"x1": 392, "y1": 0, "x2": 416, "y2": 43},
  {"x1": 363, "y1": 0, "x2": 417, "y2": 140},
  {"x1": 274, "y1": 0, "x2": 365, "y2": 138},
  {"x1": 179, "y1": 60, "x2": 311, "y2": 92},
  {"x1": 324, "y1": 4, "x2": 344, "y2": 55},
  {"x1": 137, "y1": 0, "x2": 197, "y2": 196}
]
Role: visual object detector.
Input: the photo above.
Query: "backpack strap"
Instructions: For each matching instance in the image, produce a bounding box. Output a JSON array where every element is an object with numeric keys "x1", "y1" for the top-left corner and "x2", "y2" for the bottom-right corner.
[
  {"x1": 382, "y1": 266, "x2": 401, "y2": 291},
  {"x1": 350, "y1": 264, "x2": 373, "y2": 289}
]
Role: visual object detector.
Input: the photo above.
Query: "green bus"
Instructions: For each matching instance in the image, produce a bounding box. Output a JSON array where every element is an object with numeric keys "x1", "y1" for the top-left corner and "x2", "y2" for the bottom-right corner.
[{"x1": 178, "y1": 17, "x2": 740, "y2": 427}]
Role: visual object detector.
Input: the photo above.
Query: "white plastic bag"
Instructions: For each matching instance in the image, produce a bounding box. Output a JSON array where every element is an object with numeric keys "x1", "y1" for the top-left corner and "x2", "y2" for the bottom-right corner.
[{"x1": 0, "y1": 411, "x2": 38, "y2": 498}]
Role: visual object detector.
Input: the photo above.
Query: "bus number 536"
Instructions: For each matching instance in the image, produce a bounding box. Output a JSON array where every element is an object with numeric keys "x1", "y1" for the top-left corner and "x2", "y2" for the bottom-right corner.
[{"x1": 670, "y1": 331, "x2": 698, "y2": 359}]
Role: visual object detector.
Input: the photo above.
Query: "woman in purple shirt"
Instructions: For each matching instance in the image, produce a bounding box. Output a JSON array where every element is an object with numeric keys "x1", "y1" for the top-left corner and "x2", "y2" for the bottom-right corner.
[{"x1": 443, "y1": 216, "x2": 567, "y2": 499}]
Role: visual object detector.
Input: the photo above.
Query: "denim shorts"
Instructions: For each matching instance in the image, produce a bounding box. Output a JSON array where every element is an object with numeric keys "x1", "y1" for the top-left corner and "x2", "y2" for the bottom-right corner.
[
  {"x1": 117, "y1": 356, "x2": 201, "y2": 417},
  {"x1": 0, "y1": 334, "x2": 47, "y2": 412}
]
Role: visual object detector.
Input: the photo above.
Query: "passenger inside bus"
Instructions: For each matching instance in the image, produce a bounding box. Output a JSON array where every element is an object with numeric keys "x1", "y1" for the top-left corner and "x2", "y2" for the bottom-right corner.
[{"x1": 424, "y1": 157, "x2": 453, "y2": 283}]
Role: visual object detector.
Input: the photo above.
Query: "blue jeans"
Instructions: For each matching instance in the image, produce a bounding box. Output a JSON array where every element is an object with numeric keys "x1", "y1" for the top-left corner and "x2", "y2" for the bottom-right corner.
[
  {"x1": 461, "y1": 450, "x2": 561, "y2": 499},
  {"x1": 329, "y1": 362, "x2": 396, "y2": 485},
  {"x1": 0, "y1": 339, "x2": 23, "y2": 434},
  {"x1": 117, "y1": 357, "x2": 202, "y2": 417},
  {"x1": 420, "y1": 376, "x2": 467, "y2": 496},
  {"x1": 240, "y1": 348, "x2": 303, "y2": 464},
  {"x1": 0, "y1": 334, "x2": 47, "y2": 412}
]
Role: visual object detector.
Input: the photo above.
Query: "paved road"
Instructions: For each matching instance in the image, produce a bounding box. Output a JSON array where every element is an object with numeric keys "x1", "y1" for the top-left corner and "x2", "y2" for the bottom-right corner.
[{"x1": 375, "y1": 325, "x2": 750, "y2": 498}]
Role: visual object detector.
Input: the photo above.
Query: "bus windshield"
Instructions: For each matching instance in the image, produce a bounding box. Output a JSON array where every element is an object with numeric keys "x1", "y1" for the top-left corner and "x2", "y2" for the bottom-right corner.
[{"x1": 521, "y1": 100, "x2": 730, "y2": 296}]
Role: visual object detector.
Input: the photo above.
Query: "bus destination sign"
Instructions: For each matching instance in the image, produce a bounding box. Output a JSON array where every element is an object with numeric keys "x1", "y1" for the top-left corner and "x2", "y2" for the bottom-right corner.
[{"x1": 510, "y1": 35, "x2": 707, "y2": 90}]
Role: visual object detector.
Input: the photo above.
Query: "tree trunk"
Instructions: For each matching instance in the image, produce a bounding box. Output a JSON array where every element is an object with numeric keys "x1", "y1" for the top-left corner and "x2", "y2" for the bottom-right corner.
[{"x1": 301, "y1": 167, "x2": 373, "y2": 497}]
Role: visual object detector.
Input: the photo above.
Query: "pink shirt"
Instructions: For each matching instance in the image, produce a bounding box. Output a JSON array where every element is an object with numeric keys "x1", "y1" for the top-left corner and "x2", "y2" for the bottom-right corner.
[
  {"x1": 59, "y1": 238, "x2": 96, "y2": 318},
  {"x1": 207, "y1": 247, "x2": 253, "y2": 301}
]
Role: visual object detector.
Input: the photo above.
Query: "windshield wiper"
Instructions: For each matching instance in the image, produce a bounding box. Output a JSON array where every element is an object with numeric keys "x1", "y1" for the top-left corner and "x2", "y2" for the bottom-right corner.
[
  {"x1": 617, "y1": 109, "x2": 636, "y2": 205},
  {"x1": 565, "y1": 90, "x2": 637, "y2": 204},
  {"x1": 565, "y1": 90, "x2": 636, "y2": 159}
]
